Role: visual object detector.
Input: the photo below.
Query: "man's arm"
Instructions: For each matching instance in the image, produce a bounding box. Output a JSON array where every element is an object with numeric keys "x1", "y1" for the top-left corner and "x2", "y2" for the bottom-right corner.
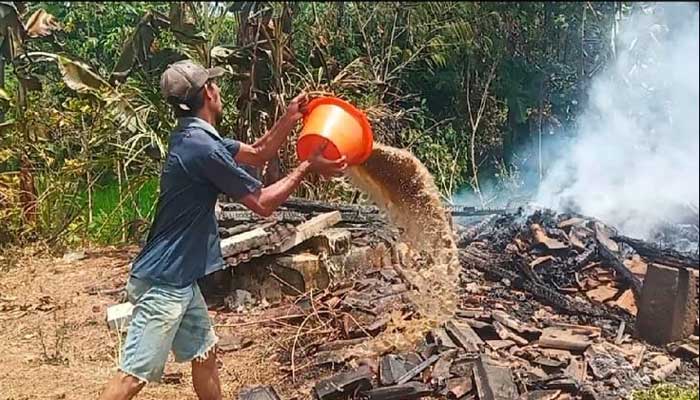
[
  {"x1": 234, "y1": 93, "x2": 308, "y2": 167},
  {"x1": 239, "y1": 143, "x2": 348, "y2": 217},
  {"x1": 238, "y1": 161, "x2": 312, "y2": 217},
  {"x1": 234, "y1": 114, "x2": 296, "y2": 167}
]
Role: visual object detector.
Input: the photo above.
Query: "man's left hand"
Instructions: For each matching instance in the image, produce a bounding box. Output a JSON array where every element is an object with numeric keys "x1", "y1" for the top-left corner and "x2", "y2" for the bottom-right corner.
[{"x1": 285, "y1": 92, "x2": 310, "y2": 122}]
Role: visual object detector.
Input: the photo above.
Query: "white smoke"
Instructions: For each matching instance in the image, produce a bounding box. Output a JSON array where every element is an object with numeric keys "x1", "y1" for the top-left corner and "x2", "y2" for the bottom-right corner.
[{"x1": 536, "y1": 3, "x2": 700, "y2": 238}]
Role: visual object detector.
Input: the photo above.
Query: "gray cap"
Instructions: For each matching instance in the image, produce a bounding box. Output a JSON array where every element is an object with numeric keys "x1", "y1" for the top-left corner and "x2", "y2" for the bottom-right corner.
[{"x1": 160, "y1": 60, "x2": 226, "y2": 110}]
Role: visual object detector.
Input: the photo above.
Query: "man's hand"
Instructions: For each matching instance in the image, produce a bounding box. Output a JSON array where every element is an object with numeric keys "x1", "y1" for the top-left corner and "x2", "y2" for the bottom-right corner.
[
  {"x1": 237, "y1": 92, "x2": 311, "y2": 166},
  {"x1": 284, "y1": 92, "x2": 310, "y2": 123},
  {"x1": 307, "y1": 140, "x2": 347, "y2": 178}
]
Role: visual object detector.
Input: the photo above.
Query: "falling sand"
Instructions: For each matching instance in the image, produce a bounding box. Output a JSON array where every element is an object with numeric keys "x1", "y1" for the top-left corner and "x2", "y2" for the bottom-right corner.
[{"x1": 339, "y1": 143, "x2": 460, "y2": 359}]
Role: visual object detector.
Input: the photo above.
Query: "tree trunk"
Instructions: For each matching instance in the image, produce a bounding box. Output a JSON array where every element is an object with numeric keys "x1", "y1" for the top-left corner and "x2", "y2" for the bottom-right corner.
[
  {"x1": 580, "y1": 2, "x2": 586, "y2": 79},
  {"x1": 19, "y1": 151, "x2": 37, "y2": 224},
  {"x1": 17, "y1": 82, "x2": 37, "y2": 225},
  {"x1": 0, "y1": 55, "x2": 5, "y2": 123}
]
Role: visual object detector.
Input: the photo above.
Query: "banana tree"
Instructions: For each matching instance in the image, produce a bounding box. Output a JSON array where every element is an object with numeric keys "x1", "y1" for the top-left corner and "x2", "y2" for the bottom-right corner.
[
  {"x1": 109, "y1": 2, "x2": 211, "y2": 84},
  {"x1": 223, "y1": 1, "x2": 297, "y2": 185},
  {"x1": 0, "y1": 1, "x2": 62, "y2": 224},
  {"x1": 1, "y1": 2, "x2": 176, "y2": 235}
]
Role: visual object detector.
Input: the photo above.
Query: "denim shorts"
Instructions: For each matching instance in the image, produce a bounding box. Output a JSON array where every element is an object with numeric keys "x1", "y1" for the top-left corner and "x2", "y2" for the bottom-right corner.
[{"x1": 119, "y1": 276, "x2": 219, "y2": 383}]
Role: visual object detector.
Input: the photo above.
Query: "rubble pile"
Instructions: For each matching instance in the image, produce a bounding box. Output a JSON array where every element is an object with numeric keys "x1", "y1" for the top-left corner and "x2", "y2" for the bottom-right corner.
[{"x1": 229, "y1": 203, "x2": 699, "y2": 399}]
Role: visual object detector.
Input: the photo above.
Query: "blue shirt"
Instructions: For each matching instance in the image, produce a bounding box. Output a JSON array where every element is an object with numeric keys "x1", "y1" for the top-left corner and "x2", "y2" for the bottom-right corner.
[{"x1": 130, "y1": 117, "x2": 262, "y2": 287}]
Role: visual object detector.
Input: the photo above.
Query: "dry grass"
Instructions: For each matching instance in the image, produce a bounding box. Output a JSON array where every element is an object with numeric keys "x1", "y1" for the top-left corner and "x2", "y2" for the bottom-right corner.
[{"x1": 0, "y1": 246, "x2": 314, "y2": 399}]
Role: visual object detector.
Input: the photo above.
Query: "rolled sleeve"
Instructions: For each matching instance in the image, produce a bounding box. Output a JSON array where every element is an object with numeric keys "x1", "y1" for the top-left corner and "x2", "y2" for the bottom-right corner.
[
  {"x1": 221, "y1": 138, "x2": 241, "y2": 158},
  {"x1": 202, "y1": 147, "x2": 262, "y2": 199}
]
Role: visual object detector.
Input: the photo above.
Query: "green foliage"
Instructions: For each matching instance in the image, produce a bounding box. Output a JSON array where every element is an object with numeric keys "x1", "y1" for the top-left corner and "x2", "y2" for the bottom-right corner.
[
  {"x1": 0, "y1": 1, "x2": 623, "y2": 248},
  {"x1": 84, "y1": 177, "x2": 159, "y2": 244},
  {"x1": 632, "y1": 384, "x2": 699, "y2": 400}
]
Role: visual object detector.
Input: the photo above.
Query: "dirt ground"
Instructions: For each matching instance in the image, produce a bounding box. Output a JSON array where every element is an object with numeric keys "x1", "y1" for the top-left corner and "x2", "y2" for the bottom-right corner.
[{"x1": 0, "y1": 246, "x2": 314, "y2": 400}]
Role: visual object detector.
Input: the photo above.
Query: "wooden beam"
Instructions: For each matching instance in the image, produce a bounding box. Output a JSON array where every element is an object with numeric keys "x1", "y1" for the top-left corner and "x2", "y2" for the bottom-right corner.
[
  {"x1": 221, "y1": 227, "x2": 269, "y2": 257},
  {"x1": 613, "y1": 235, "x2": 699, "y2": 270},
  {"x1": 276, "y1": 211, "x2": 342, "y2": 253}
]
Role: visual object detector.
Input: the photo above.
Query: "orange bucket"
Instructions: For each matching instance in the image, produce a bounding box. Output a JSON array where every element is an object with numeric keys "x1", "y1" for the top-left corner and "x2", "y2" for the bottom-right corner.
[{"x1": 296, "y1": 96, "x2": 373, "y2": 165}]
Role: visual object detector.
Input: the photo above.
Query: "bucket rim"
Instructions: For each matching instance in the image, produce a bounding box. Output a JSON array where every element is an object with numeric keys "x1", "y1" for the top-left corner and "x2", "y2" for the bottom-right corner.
[{"x1": 303, "y1": 96, "x2": 374, "y2": 164}]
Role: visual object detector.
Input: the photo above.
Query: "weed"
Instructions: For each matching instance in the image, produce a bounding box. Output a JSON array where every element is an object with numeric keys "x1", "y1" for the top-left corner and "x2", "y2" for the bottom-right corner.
[
  {"x1": 632, "y1": 384, "x2": 699, "y2": 400},
  {"x1": 37, "y1": 305, "x2": 71, "y2": 366}
]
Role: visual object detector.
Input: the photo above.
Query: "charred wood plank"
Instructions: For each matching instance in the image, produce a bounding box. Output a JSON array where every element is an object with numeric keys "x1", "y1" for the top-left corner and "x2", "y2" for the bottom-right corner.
[
  {"x1": 459, "y1": 250, "x2": 634, "y2": 324},
  {"x1": 396, "y1": 353, "x2": 442, "y2": 385},
  {"x1": 314, "y1": 365, "x2": 373, "y2": 400},
  {"x1": 449, "y1": 206, "x2": 516, "y2": 216},
  {"x1": 613, "y1": 235, "x2": 699, "y2": 270},
  {"x1": 596, "y1": 235, "x2": 643, "y2": 299},
  {"x1": 574, "y1": 247, "x2": 596, "y2": 270},
  {"x1": 284, "y1": 197, "x2": 514, "y2": 215},
  {"x1": 217, "y1": 210, "x2": 306, "y2": 225},
  {"x1": 220, "y1": 224, "x2": 257, "y2": 238},
  {"x1": 527, "y1": 375, "x2": 580, "y2": 393},
  {"x1": 283, "y1": 197, "x2": 379, "y2": 213},
  {"x1": 337, "y1": 211, "x2": 386, "y2": 224},
  {"x1": 362, "y1": 382, "x2": 433, "y2": 400}
]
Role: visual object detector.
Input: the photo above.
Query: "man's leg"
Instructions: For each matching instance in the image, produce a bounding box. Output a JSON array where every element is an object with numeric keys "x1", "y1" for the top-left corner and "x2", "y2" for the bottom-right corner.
[
  {"x1": 99, "y1": 372, "x2": 145, "y2": 400},
  {"x1": 192, "y1": 351, "x2": 221, "y2": 400},
  {"x1": 172, "y1": 282, "x2": 220, "y2": 400},
  {"x1": 100, "y1": 277, "x2": 188, "y2": 399}
]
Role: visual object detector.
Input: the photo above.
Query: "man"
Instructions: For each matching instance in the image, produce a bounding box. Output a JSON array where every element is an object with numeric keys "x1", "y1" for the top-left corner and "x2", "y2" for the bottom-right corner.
[{"x1": 100, "y1": 60, "x2": 346, "y2": 400}]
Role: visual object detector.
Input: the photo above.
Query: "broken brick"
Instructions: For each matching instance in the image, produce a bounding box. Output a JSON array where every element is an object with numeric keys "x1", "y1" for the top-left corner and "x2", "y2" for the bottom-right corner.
[
  {"x1": 585, "y1": 285, "x2": 618, "y2": 303},
  {"x1": 473, "y1": 356, "x2": 518, "y2": 400},
  {"x1": 493, "y1": 321, "x2": 529, "y2": 346},
  {"x1": 539, "y1": 327, "x2": 591, "y2": 352},
  {"x1": 430, "y1": 350, "x2": 457, "y2": 385},
  {"x1": 431, "y1": 327, "x2": 458, "y2": 350},
  {"x1": 380, "y1": 355, "x2": 413, "y2": 386},
  {"x1": 613, "y1": 289, "x2": 637, "y2": 316},
  {"x1": 486, "y1": 340, "x2": 516, "y2": 351},
  {"x1": 491, "y1": 310, "x2": 540, "y2": 335},
  {"x1": 446, "y1": 376, "x2": 474, "y2": 399},
  {"x1": 521, "y1": 390, "x2": 562, "y2": 400},
  {"x1": 445, "y1": 320, "x2": 484, "y2": 352}
]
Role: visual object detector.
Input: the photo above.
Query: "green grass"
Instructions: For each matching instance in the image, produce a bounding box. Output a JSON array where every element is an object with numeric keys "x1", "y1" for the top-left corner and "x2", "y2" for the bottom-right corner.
[
  {"x1": 34, "y1": 174, "x2": 160, "y2": 245},
  {"x1": 2, "y1": 174, "x2": 160, "y2": 247},
  {"x1": 632, "y1": 384, "x2": 699, "y2": 400},
  {"x1": 87, "y1": 177, "x2": 159, "y2": 244}
]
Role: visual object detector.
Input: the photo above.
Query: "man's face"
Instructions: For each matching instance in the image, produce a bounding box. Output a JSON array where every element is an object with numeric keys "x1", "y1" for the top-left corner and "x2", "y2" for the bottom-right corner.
[{"x1": 204, "y1": 81, "x2": 223, "y2": 123}]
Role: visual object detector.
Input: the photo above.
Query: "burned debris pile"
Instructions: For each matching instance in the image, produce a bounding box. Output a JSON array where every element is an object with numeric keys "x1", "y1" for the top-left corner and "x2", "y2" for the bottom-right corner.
[{"x1": 230, "y1": 203, "x2": 699, "y2": 399}]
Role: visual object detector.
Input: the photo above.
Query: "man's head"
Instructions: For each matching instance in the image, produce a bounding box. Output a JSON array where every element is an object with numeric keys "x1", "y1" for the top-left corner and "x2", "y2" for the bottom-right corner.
[{"x1": 160, "y1": 60, "x2": 225, "y2": 122}]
